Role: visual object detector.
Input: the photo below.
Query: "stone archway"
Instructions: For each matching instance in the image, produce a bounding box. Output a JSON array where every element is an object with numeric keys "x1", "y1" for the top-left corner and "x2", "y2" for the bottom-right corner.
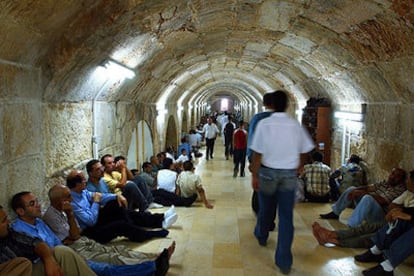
[
  {"x1": 126, "y1": 120, "x2": 154, "y2": 170},
  {"x1": 165, "y1": 115, "x2": 178, "y2": 152},
  {"x1": 182, "y1": 111, "x2": 188, "y2": 135}
]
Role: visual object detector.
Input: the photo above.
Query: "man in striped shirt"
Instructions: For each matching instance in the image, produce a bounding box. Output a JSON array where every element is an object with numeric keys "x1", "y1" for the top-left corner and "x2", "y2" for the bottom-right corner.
[{"x1": 320, "y1": 168, "x2": 407, "y2": 227}]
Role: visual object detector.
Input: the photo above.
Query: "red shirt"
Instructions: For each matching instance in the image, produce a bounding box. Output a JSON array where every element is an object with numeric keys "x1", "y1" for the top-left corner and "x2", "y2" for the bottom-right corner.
[{"x1": 233, "y1": 129, "x2": 247, "y2": 150}]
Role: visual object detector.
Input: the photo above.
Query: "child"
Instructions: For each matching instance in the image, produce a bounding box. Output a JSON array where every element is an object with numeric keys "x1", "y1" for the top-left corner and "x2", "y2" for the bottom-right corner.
[{"x1": 177, "y1": 161, "x2": 213, "y2": 209}]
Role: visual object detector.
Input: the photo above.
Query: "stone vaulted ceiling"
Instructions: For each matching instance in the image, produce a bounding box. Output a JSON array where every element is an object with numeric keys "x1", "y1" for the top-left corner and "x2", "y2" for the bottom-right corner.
[{"x1": 1, "y1": 0, "x2": 414, "y2": 110}]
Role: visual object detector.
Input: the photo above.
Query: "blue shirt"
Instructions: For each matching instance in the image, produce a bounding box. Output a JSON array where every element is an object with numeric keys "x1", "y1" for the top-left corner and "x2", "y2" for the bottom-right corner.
[
  {"x1": 11, "y1": 218, "x2": 62, "y2": 248},
  {"x1": 178, "y1": 142, "x2": 192, "y2": 157},
  {"x1": 247, "y1": 111, "x2": 273, "y2": 162},
  {"x1": 86, "y1": 178, "x2": 110, "y2": 194},
  {"x1": 70, "y1": 189, "x2": 116, "y2": 230}
]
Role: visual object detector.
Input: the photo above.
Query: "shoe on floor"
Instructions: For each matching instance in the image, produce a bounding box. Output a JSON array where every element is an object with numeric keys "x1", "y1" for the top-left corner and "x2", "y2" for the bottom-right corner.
[
  {"x1": 149, "y1": 202, "x2": 164, "y2": 209},
  {"x1": 162, "y1": 213, "x2": 178, "y2": 229},
  {"x1": 362, "y1": 265, "x2": 393, "y2": 276},
  {"x1": 319, "y1": 211, "x2": 339, "y2": 219},
  {"x1": 164, "y1": 205, "x2": 175, "y2": 218},
  {"x1": 355, "y1": 250, "x2": 385, "y2": 263}
]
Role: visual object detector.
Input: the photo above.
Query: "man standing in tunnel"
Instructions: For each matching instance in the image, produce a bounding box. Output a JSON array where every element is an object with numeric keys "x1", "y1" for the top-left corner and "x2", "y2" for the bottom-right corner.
[
  {"x1": 202, "y1": 117, "x2": 220, "y2": 160},
  {"x1": 250, "y1": 90, "x2": 314, "y2": 274}
]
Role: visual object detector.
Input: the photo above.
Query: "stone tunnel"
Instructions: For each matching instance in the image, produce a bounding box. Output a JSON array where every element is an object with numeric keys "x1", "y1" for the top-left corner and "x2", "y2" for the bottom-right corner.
[{"x1": 1, "y1": 0, "x2": 414, "y2": 208}]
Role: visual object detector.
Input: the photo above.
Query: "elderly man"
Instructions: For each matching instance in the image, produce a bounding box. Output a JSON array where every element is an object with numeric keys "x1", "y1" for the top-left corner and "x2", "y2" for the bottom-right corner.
[
  {"x1": 44, "y1": 184, "x2": 174, "y2": 275},
  {"x1": 1, "y1": 204, "x2": 95, "y2": 276},
  {"x1": 10, "y1": 191, "x2": 170, "y2": 275},
  {"x1": 320, "y1": 168, "x2": 407, "y2": 227},
  {"x1": 66, "y1": 170, "x2": 176, "y2": 244}
]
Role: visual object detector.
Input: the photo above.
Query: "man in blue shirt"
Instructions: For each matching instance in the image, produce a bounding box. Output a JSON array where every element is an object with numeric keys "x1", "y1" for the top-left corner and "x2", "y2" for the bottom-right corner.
[
  {"x1": 11, "y1": 191, "x2": 170, "y2": 276},
  {"x1": 1, "y1": 204, "x2": 96, "y2": 276}
]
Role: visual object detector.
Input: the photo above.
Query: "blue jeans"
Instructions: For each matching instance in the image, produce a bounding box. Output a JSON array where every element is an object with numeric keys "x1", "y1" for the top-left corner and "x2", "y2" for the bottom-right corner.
[
  {"x1": 87, "y1": 260, "x2": 155, "y2": 276},
  {"x1": 254, "y1": 167, "x2": 297, "y2": 270},
  {"x1": 373, "y1": 219, "x2": 414, "y2": 267},
  {"x1": 332, "y1": 186, "x2": 385, "y2": 227}
]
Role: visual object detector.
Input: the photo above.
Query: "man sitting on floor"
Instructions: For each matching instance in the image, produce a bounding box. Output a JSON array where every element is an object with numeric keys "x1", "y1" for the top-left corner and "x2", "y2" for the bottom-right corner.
[
  {"x1": 67, "y1": 170, "x2": 176, "y2": 244},
  {"x1": 10, "y1": 191, "x2": 170, "y2": 276},
  {"x1": 320, "y1": 168, "x2": 407, "y2": 227},
  {"x1": 1, "y1": 204, "x2": 96, "y2": 276},
  {"x1": 44, "y1": 184, "x2": 174, "y2": 275}
]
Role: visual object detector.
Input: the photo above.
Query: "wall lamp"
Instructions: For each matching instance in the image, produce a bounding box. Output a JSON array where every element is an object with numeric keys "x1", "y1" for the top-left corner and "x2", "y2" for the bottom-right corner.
[
  {"x1": 100, "y1": 59, "x2": 136, "y2": 80},
  {"x1": 334, "y1": 111, "x2": 364, "y2": 122}
]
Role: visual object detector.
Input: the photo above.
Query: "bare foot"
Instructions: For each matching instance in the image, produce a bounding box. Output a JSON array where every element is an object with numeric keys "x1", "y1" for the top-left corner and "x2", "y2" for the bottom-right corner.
[
  {"x1": 312, "y1": 222, "x2": 326, "y2": 245},
  {"x1": 167, "y1": 241, "x2": 176, "y2": 260}
]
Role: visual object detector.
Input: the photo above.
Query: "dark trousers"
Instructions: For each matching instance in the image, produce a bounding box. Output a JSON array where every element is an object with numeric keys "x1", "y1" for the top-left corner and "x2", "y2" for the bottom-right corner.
[
  {"x1": 224, "y1": 136, "x2": 233, "y2": 158},
  {"x1": 82, "y1": 200, "x2": 166, "y2": 244},
  {"x1": 233, "y1": 148, "x2": 246, "y2": 175},
  {"x1": 329, "y1": 177, "x2": 341, "y2": 201},
  {"x1": 205, "y1": 138, "x2": 216, "y2": 159},
  {"x1": 152, "y1": 189, "x2": 197, "y2": 207},
  {"x1": 122, "y1": 175, "x2": 155, "y2": 211}
]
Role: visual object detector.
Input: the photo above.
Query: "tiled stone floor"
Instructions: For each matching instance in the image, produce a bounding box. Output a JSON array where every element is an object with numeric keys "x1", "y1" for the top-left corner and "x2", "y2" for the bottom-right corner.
[{"x1": 112, "y1": 145, "x2": 413, "y2": 275}]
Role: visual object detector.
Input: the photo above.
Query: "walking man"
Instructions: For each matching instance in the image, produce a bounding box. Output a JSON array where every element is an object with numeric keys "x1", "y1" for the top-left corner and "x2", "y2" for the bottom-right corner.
[{"x1": 250, "y1": 90, "x2": 314, "y2": 274}]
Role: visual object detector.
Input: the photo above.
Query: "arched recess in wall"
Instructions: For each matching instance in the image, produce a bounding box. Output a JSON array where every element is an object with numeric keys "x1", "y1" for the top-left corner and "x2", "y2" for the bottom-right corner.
[
  {"x1": 190, "y1": 109, "x2": 195, "y2": 129},
  {"x1": 126, "y1": 120, "x2": 154, "y2": 170},
  {"x1": 182, "y1": 111, "x2": 188, "y2": 136},
  {"x1": 165, "y1": 115, "x2": 178, "y2": 152}
]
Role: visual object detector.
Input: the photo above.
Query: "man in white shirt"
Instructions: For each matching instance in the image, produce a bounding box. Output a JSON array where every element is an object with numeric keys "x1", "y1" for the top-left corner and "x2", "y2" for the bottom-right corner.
[
  {"x1": 250, "y1": 90, "x2": 314, "y2": 274},
  {"x1": 202, "y1": 117, "x2": 220, "y2": 160}
]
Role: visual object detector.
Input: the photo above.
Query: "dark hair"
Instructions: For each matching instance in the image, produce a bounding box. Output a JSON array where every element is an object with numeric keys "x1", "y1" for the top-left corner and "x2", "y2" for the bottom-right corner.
[
  {"x1": 311, "y1": 151, "x2": 324, "y2": 162},
  {"x1": 263, "y1": 93, "x2": 273, "y2": 106},
  {"x1": 410, "y1": 170, "x2": 414, "y2": 181},
  {"x1": 183, "y1": 161, "x2": 194, "y2": 171},
  {"x1": 272, "y1": 90, "x2": 288, "y2": 112},
  {"x1": 349, "y1": 154, "x2": 361, "y2": 164},
  {"x1": 67, "y1": 174, "x2": 83, "y2": 189},
  {"x1": 163, "y1": 158, "x2": 174, "y2": 169},
  {"x1": 11, "y1": 191, "x2": 30, "y2": 212},
  {"x1": 181, "y1": 148, "x2": 186, "y2": 153},
  {"x1": 100, "y1": 154, "x2": 112, "y2": 166},
  {"x1": 86, "y1": 159, "x2": 100, "y2": 174},
  {"x1": 114, "y1": 156, "x2": 125, "y2": 163},
  {"x1": 142, "y1": 162, "x2": 152, "y2": 170}
]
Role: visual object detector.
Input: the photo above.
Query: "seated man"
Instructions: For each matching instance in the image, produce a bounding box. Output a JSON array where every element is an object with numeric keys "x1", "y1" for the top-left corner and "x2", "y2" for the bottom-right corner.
[
  {"x1": 0, "y1": 204, "x2": 95, "y2": 276},
  {"x1": 320, "y1": 168, "x2": 407, "y2": 227},
  {"x1": 177, "y1": 161, "x2": 213, "y2": 209},
  {"x1": 354, "y1": 169, "x2": 414, "y2": 276},
  {"x1": 152, "y1": 158, "x2": 197, "y2": 207},
  {"x1": 44, "y1": 184, "x2": 174, "y2": 275},
  {"x1": 101, "y1": 155, "x2": 161, "y2": 211},
  {"x1": 10, "y1": 191, "x2": 168, "y2": 276},
  {"x1": 140, "y1": 162, "x2": 157, "y2": 190},
  {"x1": 329, "y1": 154, "x2": 365, "y2": 200},
  {"x1": 67, "y1": 170, "x2": 176, "y2": 244},
  {"x1": 300, "y1": 151, "x2": 331, "y2": 202}
]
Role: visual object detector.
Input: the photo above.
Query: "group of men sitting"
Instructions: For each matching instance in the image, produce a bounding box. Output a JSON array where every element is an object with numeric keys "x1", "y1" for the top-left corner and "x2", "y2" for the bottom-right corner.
[
  {"x1": 0, "y1": 152, "x2": 213, "y2": 275},
  {"x1": 309, "y1": 163, "x2": 414, "y2": 276}
]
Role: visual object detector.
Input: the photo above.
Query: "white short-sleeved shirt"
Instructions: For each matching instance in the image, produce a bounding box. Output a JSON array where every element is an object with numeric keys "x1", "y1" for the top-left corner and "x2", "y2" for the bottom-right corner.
[
  {"x1": 250, "y1": 112, "x2": 315, "y2": 169},
  {"x1": 157, "y1": 169, "x2": 178, "y2": 193},
  {"x1": 203, "y1": 123, "x2": 219, "y2": 139}
]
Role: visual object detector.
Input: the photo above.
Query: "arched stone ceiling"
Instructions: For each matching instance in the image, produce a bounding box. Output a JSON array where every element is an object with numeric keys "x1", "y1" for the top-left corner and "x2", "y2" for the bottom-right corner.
[{"x1": 2, "y1": 0, "x2": 414, "y2": 109}]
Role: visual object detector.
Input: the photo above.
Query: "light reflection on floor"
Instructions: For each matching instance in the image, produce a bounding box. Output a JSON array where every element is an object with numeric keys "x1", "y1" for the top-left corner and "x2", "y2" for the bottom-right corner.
[{"x1": 110, "y1": 145, "x2": 414, "y2": 275}]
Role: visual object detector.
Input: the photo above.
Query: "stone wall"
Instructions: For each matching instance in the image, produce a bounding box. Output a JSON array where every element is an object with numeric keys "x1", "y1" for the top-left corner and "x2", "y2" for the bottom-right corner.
[
  {"x1": 331, "y1": 103, "x2": 414, "y2": 184},
  {"x1": 0, "y1": 61, "x2": 44, "y2": 214}
]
